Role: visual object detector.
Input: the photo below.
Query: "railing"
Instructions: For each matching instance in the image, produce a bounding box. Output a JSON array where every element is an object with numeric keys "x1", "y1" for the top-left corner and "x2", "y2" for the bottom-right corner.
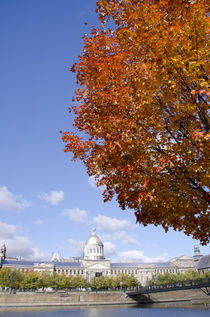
[{"x1": 126, "y1": 278, "x2": 210, "y2": 296}]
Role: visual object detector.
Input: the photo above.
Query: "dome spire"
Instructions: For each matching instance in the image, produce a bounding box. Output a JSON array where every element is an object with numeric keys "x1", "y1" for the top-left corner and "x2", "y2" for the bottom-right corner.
[{"x1": 92, "y1": 228, "x2": 96, "y2": 235}]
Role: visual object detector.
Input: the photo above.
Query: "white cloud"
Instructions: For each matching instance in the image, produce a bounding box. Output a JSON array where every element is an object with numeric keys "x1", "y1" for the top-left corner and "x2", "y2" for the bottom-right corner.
[
  {"x1": 0, "y1": 221, "x2": 49, "y2": 261},
  {"x1": 93, "y1": 214, "x2": 132, "y2": 233},
  {"x1": 35, "y1": 219, "x2": 43, "y2": 225},
  {"x1": 39, "y1": 190, "x2": 64, "y2": 205},
  {"x1": 0, "y1": 186, "x2": 31, "y2": 210},
  {"x1": 88, "y1": 176, "x2": 105, "y2": 191},
  {"x1": 102, "y1": 231, "x2": 139, "y2": 245},
  {"x1": 88, "y1": 176, "x2": 98, "y2": 189},
  {"x1": 62, "y1": 208, "x2": 88, "y2": 225},
  {"x1": 119, "y1": 250, "x2": 168, "y2": 263},
  {"x1": 0, "y1": 221, "x2": 16, "y2": 239},
  {"x1": 28, "y1": 248, "x2": 50, "y2": 261},
  {"x1": 68, "y1": 239, "x2": 84, "y2": 256},
  {"x1": 104, "y1": 241, "x2": 116, "y2": 258}
]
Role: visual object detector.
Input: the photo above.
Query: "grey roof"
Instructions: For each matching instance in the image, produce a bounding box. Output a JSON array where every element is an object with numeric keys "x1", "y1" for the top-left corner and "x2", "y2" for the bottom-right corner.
[
  {"x1": 54, "y1": 262, "x2": 81, "y2": 268},
  {"x1": 111, "y1": 262, "x2": 172, "y2": 268},
  {"x1": 3, "y1": 260, "x2": 82, "y2": 268},
  {"x1": 111, "y1": 263, "x2": 139, "y2": 268},
  {"x1": 197, "y1": 255, "x2": 210, "y2": 270},
  {"x1": 154, "y1": 262, "x2": 172, "y2": 268},
  {"x1": 3, "y1": 260, "x2": 35, "y2": 266}
]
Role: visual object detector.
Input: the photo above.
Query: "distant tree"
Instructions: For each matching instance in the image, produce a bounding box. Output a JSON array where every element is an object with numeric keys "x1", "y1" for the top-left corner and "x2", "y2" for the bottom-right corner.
[
  {"x1": 20, "y1": 271, "x2": 40, "y2": 289},
  {"x1": 39, "y1": 272, "x2": 56, "y2": 289},
  {"x1": 56, "y1": 274, "x2": 67, "y2": 289},
  {"x1": 0, "y1": 267, "x2": 12, "y2": 288},
  {"x1": 90, "y1": 276, "x2": 110, "y2": 289},
  {"x1": 69, "y1": 275, "x2": 88, "y2": 289},
  {"x1": 62, "y1": 0, "x2": 209, "y2": 244},
  {"x1": 90, "y1": 274, "x2": 139, "y2": 290},
  {"x1": 121, "y1": 274, "x2": 139, "y2": 289},
  {"x1": 153, "y1": 269, "x2": 210, "y2": 286}
]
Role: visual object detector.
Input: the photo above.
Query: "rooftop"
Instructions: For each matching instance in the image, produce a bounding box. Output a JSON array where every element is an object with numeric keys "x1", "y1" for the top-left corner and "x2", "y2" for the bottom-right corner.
[{"x1": 197, "y1": 255, "x2": 210, "y2": 270}]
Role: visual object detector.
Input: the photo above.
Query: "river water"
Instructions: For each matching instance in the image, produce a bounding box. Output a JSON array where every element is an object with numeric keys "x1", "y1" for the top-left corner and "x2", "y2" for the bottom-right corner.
[{"x1": 0, "y1": 305, "x2": 209, "y2": 317}]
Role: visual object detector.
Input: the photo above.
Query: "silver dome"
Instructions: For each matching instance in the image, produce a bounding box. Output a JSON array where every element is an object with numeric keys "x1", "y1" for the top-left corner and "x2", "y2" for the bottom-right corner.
[
  {"x1": 84, "y1": 228, "x2": 104, "y2": 260},
  {"x1": 85, "y1": 228, "x2": 103, "y2": 247}
]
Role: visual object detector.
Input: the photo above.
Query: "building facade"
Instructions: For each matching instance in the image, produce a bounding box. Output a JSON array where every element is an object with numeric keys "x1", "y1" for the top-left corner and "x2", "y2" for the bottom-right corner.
[{"x1": 0, "y1": 228, "x2": 200, "y2": 286}]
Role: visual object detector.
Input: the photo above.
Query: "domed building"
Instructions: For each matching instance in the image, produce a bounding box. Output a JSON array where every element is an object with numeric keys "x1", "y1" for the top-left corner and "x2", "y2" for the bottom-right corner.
[
  {"x1": 84, "y1": 228, "x2": 104, "y2": 260},
  {"x1": 0, "y1": 228, "x2": 200, "y2": 286},
  {"x1": 82, "y1": 228, "x2": 110, "y2": 281}
]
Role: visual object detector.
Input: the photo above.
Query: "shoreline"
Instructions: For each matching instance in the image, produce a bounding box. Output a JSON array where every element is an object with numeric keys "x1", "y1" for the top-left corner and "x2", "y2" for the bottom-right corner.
[{"x1": 0, "y1": 289, "x2": 209, "y2": 308}]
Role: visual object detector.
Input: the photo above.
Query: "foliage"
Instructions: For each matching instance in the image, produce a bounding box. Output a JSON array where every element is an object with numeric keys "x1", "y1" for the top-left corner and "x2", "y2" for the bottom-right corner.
[
  {"x1": 0, "y1": 268, "x2": 139, "y2": 290},
  {"x1": 0, "y1": 268, "x2": 13, "y2": 288},
  {"x1": 0, "y1": 268, "x2": 23, "y2": 289},
  {"x1": 62, "y1": 0, "x2": 209, "y2": 244},
  {"x1": 1, "y1": 268, "x2": 209, "y2": 290},
  {"x1": 90, "y1": 274, "x2": 140, "y2": 289},
  {"x1": 90, "y1": 276, "x2": 111, "y2": 289},
  {"x1": 0, "y1": 270, "x2": 87, "y2": 290},
  {"x1": 20, "y1": 271, "x2": 41, "y2": 289},
  {"x1": 151, "y1": 269, "x2": 210, "y2": 286}
]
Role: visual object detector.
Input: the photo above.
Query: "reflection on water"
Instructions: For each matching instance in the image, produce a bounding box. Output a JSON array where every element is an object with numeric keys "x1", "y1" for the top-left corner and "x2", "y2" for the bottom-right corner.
[{"x1": 0, "y1": 304, "x2": 209, "y2": 317}]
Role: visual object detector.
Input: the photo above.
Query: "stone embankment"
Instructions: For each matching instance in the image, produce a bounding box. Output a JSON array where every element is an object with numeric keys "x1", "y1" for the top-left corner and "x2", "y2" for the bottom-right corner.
[
  {"x1": 0, "y1": 291, "x2": 135, "y2": 307},
  {"x1": 130, "y1": 288, "x2": 210, "y2": 306},
  {"x1": 0, "y1": 288, "x2": 209, "y2": 308}
]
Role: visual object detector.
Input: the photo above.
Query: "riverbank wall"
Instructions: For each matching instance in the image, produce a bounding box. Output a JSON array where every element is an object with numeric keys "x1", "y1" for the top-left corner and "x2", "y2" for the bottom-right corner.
[
  {"x1": 0, "y1": 291, "x2": 135, "y2": 307},
  {"x1": 0, "y1": 288, "x2": 209, "y2": 308},
  {"x1": 131, "y1": 288, "x2": 210, "y2": 306}
]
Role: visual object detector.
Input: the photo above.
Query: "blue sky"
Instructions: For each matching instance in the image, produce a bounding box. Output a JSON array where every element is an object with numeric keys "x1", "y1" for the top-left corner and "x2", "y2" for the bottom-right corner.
[{"x1": 0, "y1": 0, "x2": 209, "y2": 263}]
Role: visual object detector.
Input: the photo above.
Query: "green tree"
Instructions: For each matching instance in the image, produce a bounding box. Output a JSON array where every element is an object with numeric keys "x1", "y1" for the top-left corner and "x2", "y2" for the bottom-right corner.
[
  {"x1": 121, "y1": 274, "x2": 139, "y2": 289},
  {"x1": 0, "y1": 267, "x2": 12, "y2": 288},
  {"x1": 20, "y1": 271, "x2": 40, "y2": 289}
]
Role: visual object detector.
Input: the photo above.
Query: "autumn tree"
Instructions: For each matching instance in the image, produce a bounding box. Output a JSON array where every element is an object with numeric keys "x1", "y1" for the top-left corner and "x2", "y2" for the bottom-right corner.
[{"x1": 62, "y1": 0, "x2": 209, "y2": 244}]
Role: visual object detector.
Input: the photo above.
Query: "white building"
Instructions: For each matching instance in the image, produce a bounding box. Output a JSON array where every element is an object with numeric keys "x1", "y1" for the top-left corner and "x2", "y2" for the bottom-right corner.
[{"x1": 0, "y1": 228, "x2": 197, "y2": 286}]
